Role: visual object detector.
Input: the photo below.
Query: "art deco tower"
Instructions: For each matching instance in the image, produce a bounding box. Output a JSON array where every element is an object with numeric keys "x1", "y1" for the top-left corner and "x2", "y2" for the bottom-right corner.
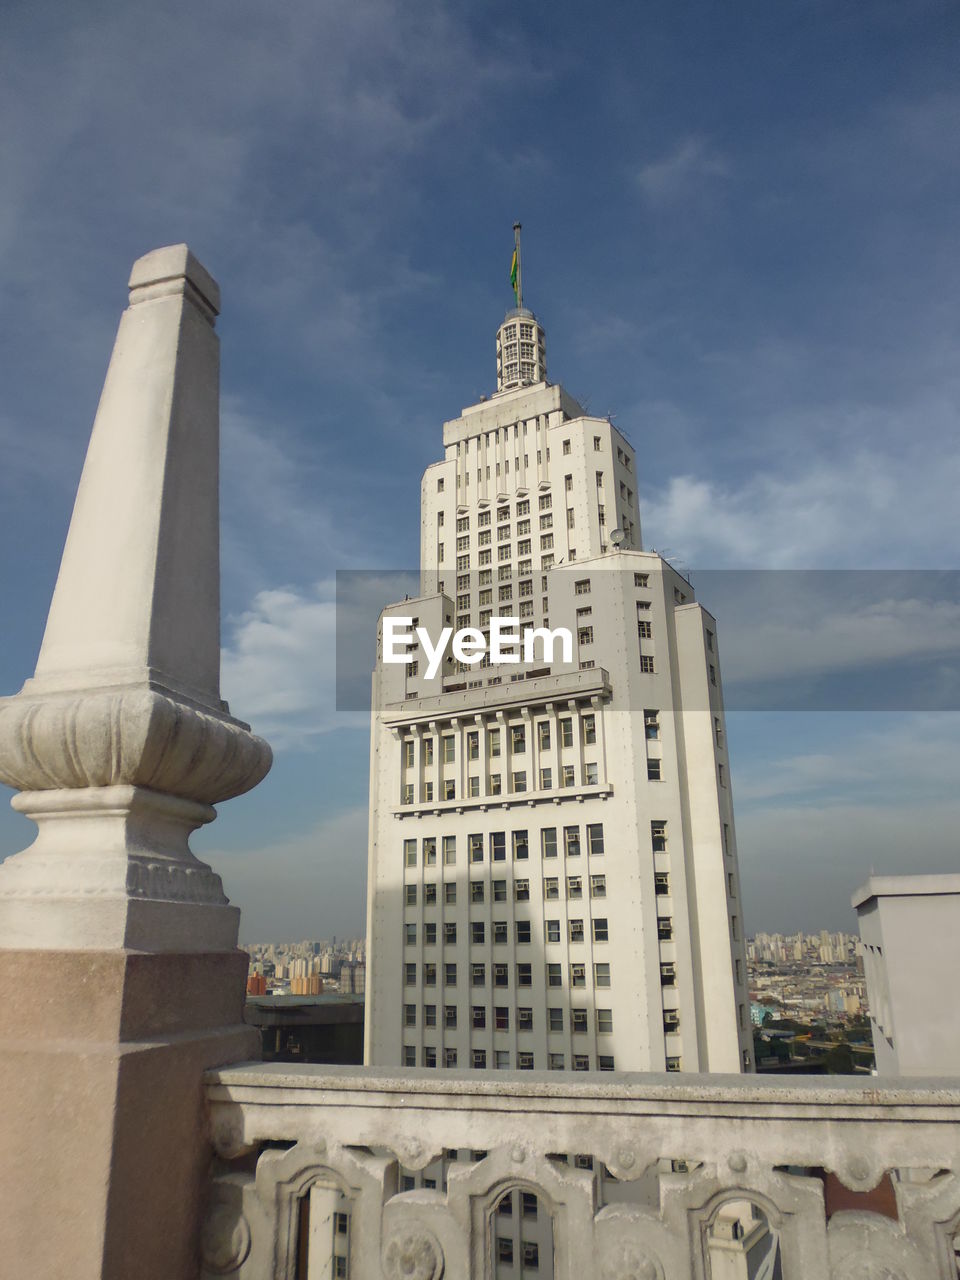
[{"x1": 364, "y1": 284, "x2": 752, "y2": 1078}]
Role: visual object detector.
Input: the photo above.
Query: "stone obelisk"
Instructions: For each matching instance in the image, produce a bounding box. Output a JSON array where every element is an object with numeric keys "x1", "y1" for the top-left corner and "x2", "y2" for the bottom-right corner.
[{"x1": 0, "y1": 246, "x2": 272, "y2": 1279}]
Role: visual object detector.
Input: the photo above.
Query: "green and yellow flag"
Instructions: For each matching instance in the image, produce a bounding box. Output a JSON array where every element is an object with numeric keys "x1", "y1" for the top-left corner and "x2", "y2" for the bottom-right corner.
[{"x1": 510, "y1": 248, "x2": 518, "y2": 297}]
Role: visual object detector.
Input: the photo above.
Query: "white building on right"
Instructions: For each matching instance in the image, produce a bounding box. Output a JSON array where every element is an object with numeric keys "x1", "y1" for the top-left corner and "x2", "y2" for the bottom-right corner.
[{"x1": 853, "y1": 873, "x2": 960, "y2": 1075}]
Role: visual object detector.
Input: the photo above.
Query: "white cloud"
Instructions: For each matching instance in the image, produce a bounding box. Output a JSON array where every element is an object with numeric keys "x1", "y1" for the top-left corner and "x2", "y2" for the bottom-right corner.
[{"x1": 634, "y1": 136, "x2": 729, "y2": 206}]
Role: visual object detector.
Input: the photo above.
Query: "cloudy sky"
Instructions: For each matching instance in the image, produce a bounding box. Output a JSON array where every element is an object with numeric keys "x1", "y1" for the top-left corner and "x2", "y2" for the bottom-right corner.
[{"x1": 1, "y1": 0, "x2": 958, "y2": 941}]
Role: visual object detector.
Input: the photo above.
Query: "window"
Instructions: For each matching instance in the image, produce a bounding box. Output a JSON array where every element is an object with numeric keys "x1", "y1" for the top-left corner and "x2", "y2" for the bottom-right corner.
[
  {"x1": 544, "y1": 918, "x2": 561, "y2": 944},
  {"x1": 544, "y1": 877, "x2": 559, "y2": 900},
  {"x1": 490, "y1": 832, "x2": 506, "y2": 862},
  {"x1": 562, "y1": 764, "x2": 575, "y2": 787},
  {"x1": 494, "y1": 964, "x2": 508, "y2": 987},
  {"x1": 515, "y1": 879, "x2": 530, "y2": 902},
  {"x1": 537, "y1": 721, "x2": 551, "y2": 749},
  {"x1": 512, "y1": 770, "x2": 527, "y2": 792},
  {"x1": 597, "y1": 1008, "x2": 613, "y2": 1034},
  {"x1": 423, "y1": 963, "x2": 436, "y2": 986},
  {"x1": 471, "y1": 922, "x2": 485, "y2": 944},
  {"x1": 654, "y1": 871, "x2": 670, "y2": 895},
  {"x1": 472, "y1": 1049, "x2": 486, "y2": 1068},
  {"x1": 444, "y1": 921, "x2": 457, "y2": 944},
  {"x1": 489, "y1": 773, "x2": 501, "y2": 794},
  {"x1": 467, "y1": 731, "x2": 479, "y2": 759},
  {"x1": 443, "y1": 778, "x2": 456, "y2": 800},
  {"x1": 651, "y1": 820, "x2": 667, "y2": 852},
  {"x1": 513, "y1": 829, "x2": 529, "y2": 860},
  {"x1": 498, "y1": 1238, "x2": 513, "y2": 1264},
  {"x1": 706, "y1": 628, "x2": 715, "y2": 652},
  {"x1": 590, "y1": 874, "x2": 606, "y2": 898},
  {"x1": 404, "y1": 838, "x2": 417, "y2": 867},
  {"x1": 516, "y1": 920, "x2": 531, "y2": 944},
  {"x1": 493, "y1": 880, "x2": 507, "y2": 902},
  {"x1": 715, "y1": 716, "x2": 724, "y2": 747},
  {"x1": 586, "y1": 823, "x2": 604, "y2": 855},
  {"x1": 517, "y1": 963, "x2": 532, "y2": 987},
  {"x1": 547, "y1": 963, "x2": 562, "y2": 987},
  {"x1": 574, "y1": 579, "x2": 591, "y2": 595},
  {"x1": 444, "y1": 1048, "x2": 458, "y2": 1068},
  {"x1": 594, "y1": 961, "x2": 611, "y2": 987},
  {"x1": 539, "y1": 766, "x2": 552, "y2": 789},
  {"x1": 469, "y1": 833, "x2": 484, "y2": 863},
  {"x1": 493, "y1": 921, "x2": 508, "y2": 943},
  {"x1": 658, "y1": 917, "x2": 673, "y2": 940},
  {"x1": 424, "y1": 922, "x2": 437, "y2": 944},
  {"x1": 423, "y1": 837, "x2": 436, "y2": 866},
  {"x1": 511, "y1": 724, "x2": 526, "y2": 753},
  {"x1": 593, "y1": 918, "x2": 609, "y2": 942},
  {"x1": 402, "y1": 740, "x2": 414, "y2": 768},
  {"x1": 573, "y1": 1055, "x2": 589, "y2": 1072},
  {"x1": 422, "y1": 781, "x2": 434, "y2": 802},
  {"x1": 437, "y1": 477, "x2": 444, "y2": 492},
  {"x1": 442, "y1": 735, "x2": 455, "y2": 762},
  {"x1": 660, "y1": 962, "x2": 676, "y2": 986},
  {"x1": 666, "y1": 1056, "x2": 681, "y2": 1072},
  {"x1": 569, "y1": 919, "x2": 584, "y2": 943},
  {"x1": 585, "y1": 762, "x2": 598, "y2": 785},
  {"x1": 443, "y1": 835, "x2": 456, "y2": 865},
  {"x1": 548, "y1": 1007, "x2": 563, "y2": 1032},
  {"x1": 495, "y1": 1006, "x2": 510, "y2": 1030},
  {"x1": 567, "y1": 875, "x2": 583, "y2": 899},
  {"x1": 403, "y1": 1045, "x2": 416, "y2": 1066},
  {"x1": 582, "y1": 714, "x2": 596, "y2": 744},
  {"x1": 571, "y1": 964, "x2": 586, "y2": 988},
  {"x1": 572, "y1": 1008, "x2": 588, "y2": 1033},
  {"x1": 718, "y1": 762, "x2": 726, "y2": 787},
  {"x1": 638, "y1": 619, "x2": 652, "y2": 638},
  {"x1": 404, "y1": 963, "x2": 416, "y2": 986},
  {"x1": 640, "y1": 655, "x2": 655, "y2": 673},
  {"x1": 404, "y1": 1003, "x2": 416, "y2": 1026},
  {"x1": 401, "y1": 783, "x2": 414, "y2": 805},
  {"x1": 644, "y1": 709, "x2": 660, "y2": 741},
  {"x1": 541, "y1": 828, "x2": 558, "y2": 858},
  {"x1": 647, "y1": 758, "x2": 662, "y2": 781},
  {"x1": 664, "y1": 1009, "x2": 680, "y2": 1031},
  {"x1": 489, "y1": 728, "x2": 501, "y2": 757},
  {"x1": 472, "y1": 1005, "x2": 486, "y2": 1029},
  {"x1": 709, "y1": 664, "x2": 717, "y2": 687},
  {"x1": 564, "y1": 826, "x2": 581, "y2": 857},
  {"x1": 471, "y1": 963, "x2": 486, "y2": 986},
  {"x1": 444, "y1": 1004, "x2": 457, "y2": 1029},
  {"x1": 562, "y1": 439, "x2": 571, "y2": 455},
  {"x1": 470, "y1": 879, "x2": 484, "y2": 903},
  {"x1": 518, "y1": 1052, "x2": 535, "y2": 1071},
  {"x1": 405, "y1": 885, "x2": 417, "y2": 907},
  {"x1": 559, "y1": 717, "x2": 573, "y2": 748}
]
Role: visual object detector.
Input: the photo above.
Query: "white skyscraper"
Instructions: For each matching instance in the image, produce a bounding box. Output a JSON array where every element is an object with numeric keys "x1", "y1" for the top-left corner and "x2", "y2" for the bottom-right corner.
[{"x1": 364, "y1": 292, "x2": 753, "y2": 1078}]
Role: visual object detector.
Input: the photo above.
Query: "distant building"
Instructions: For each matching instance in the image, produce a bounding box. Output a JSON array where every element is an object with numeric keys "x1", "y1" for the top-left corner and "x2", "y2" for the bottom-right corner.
[{"x1": 853, "y1": 874, "x2": 960, "y2": 1075}]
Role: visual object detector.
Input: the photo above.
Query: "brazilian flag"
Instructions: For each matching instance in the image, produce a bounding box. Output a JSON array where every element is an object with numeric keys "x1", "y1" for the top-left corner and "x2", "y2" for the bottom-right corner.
[{"x1": 510, "y1": 249, "x2": 518, "y2": 297}]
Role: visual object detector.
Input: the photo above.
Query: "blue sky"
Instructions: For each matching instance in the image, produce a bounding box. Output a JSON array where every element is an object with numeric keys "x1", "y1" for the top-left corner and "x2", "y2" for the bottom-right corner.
[{"x1": 1, "y1": 0, "x2": 959, "y2": 940}]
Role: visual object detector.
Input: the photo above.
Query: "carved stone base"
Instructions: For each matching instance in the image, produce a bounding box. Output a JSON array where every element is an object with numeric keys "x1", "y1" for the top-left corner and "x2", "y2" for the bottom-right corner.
[
  {"x1": 0, "y1": 947, "x2": 259, "y2": 1280},
  {"x1": 0, "y1": 784, "x2": 240, "y2": 951}
]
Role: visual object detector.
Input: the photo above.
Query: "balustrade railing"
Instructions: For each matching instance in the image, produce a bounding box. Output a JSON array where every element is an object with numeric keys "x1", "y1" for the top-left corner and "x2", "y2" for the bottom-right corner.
[{"x1": 201, "y1": 1064, "x2": 960, "y2": 1279}]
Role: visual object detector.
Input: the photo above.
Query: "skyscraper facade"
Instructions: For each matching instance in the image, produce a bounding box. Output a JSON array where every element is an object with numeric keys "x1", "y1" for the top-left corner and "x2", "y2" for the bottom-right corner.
[{"x1": 364, "y1": 301, "x2": 752, "y2": 1076}]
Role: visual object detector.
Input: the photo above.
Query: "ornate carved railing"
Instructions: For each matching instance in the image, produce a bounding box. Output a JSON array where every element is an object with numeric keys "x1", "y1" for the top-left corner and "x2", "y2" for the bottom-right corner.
[{"x1": 201, "y1": 1064, "x2": 960, "y2": 1279}]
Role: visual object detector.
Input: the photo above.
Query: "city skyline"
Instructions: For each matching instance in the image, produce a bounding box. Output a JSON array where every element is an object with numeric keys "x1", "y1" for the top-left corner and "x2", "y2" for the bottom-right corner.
[{"x1": 2, "y1": 3, "x2": 960, "y2": 941}]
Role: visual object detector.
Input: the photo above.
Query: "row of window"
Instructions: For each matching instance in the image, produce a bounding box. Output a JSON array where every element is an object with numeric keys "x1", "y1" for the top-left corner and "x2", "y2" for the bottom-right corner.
[
  {"x1": 403, "y1": 955, "x2": 612, "y2": 988},
  {"x1": 403, "y1": 825, "x2": 605, "y2": 868},
  {"x1": 405, "y1": 877, "x2": 609, "y2": 908},
  {"x1": 403, "y1": 904, "x2": 609, "y2": 947},
  {"x1": 402, "y1": 716, "x2": 597, "y2": 767},
  {"x1": 402, "y1": 762, "x2": 604, "y2": 802},
  {"x1": 403, "y1": 1003, "x2": 614, "y2": 1033},
  {"x1": 404, "y1": 1045, "x2": 616, "y2": 1071}
]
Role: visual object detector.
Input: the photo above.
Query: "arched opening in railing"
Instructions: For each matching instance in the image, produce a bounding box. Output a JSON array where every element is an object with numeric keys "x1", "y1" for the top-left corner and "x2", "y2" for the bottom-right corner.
[
  {"x1": 294, "y1": 1174, "x2": 354, "y2": 1280},
  {"x1": 490, "y1": 1185, "x2": 555, "y2": 1279},
  {"x1": 703, "y1": 1196, "x2": 782, "y2": 1280}
]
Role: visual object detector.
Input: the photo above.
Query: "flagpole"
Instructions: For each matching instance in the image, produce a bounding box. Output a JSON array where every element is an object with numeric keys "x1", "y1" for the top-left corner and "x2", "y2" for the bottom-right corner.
[{"x1": 513, "y1": 221, "x2": 522, "y2": 312}]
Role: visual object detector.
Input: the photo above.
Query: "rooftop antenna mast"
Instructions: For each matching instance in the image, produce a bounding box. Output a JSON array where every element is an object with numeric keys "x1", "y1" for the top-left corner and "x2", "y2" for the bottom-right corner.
[{"x1": 512, "y1": 221, "x2": 523, "y2": 312}]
